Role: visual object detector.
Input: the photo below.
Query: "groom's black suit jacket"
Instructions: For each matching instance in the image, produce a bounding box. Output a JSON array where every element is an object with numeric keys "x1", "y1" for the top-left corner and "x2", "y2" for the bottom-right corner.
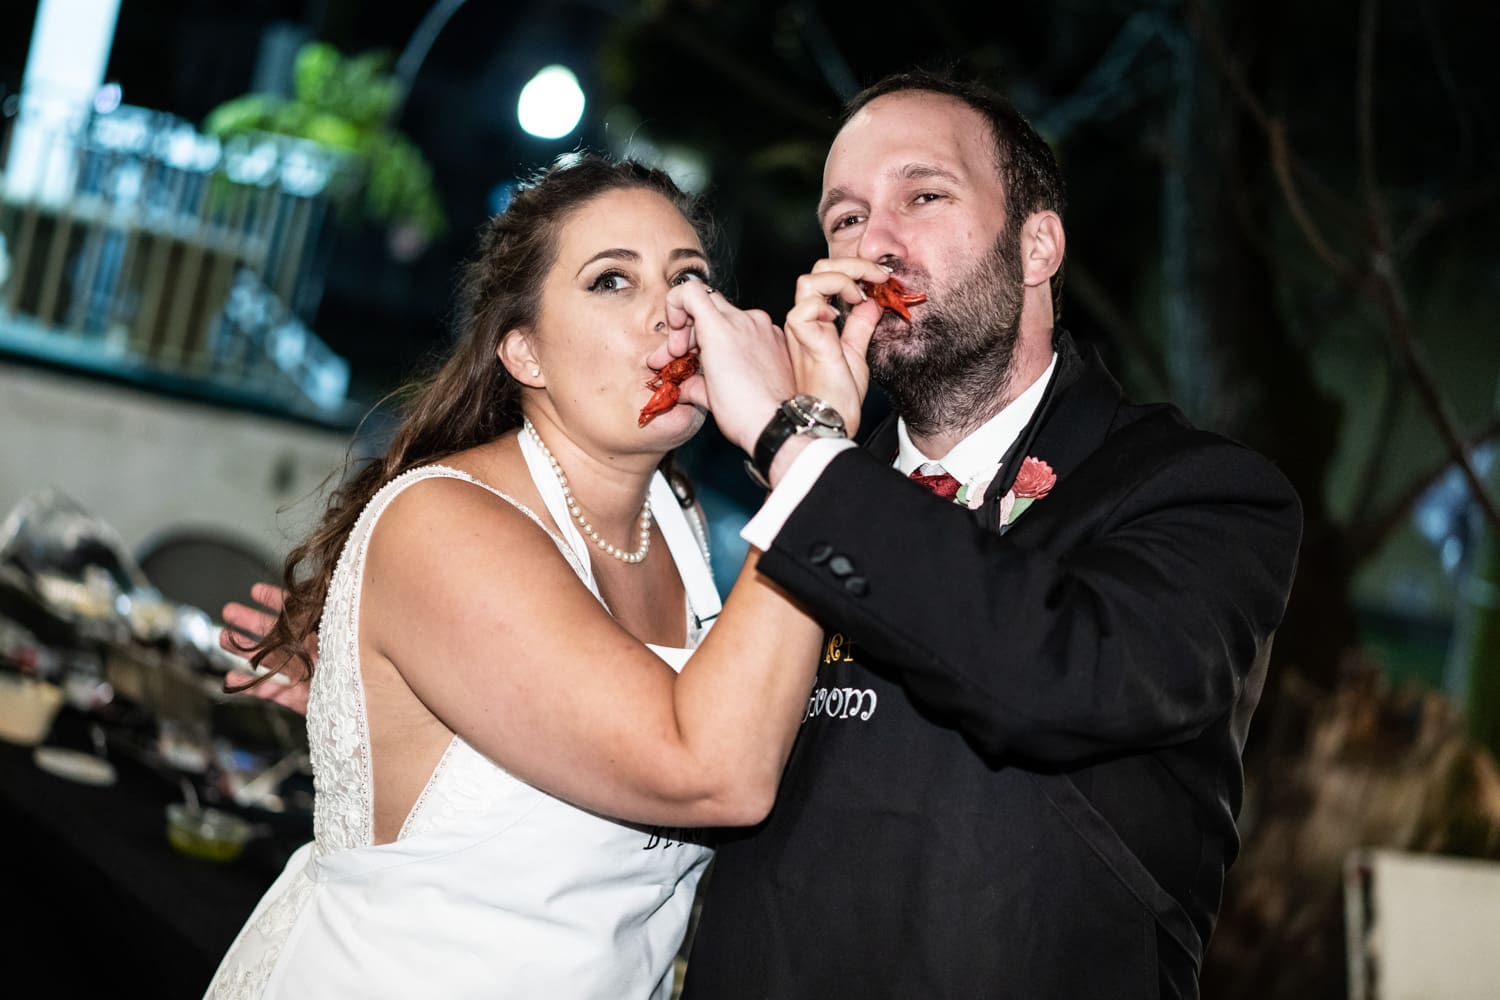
[{"x1": 683, "y1": 332, "x2": 1303, "y2": 999}]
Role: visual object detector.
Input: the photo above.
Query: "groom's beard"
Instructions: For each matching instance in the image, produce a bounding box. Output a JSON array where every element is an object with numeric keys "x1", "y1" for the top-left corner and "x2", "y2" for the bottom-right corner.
[{"x1": 869, "y1": 222, "x2": 1026, "y2": 439}]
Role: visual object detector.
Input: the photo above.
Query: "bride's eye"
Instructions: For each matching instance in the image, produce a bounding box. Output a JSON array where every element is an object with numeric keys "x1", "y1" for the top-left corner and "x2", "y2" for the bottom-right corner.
[
  {"x1": 673, "y1": 268, "x2": 710, "y2": 287},
  {"x1": 589, "y1": 270, "x2": 634, "y2": 293}
]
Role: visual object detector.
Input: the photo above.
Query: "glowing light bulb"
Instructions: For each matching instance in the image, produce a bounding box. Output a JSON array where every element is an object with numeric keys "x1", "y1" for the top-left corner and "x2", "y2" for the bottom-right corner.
[{"x1": 517, "y1": 65, "x2": 586, "y2": 140}]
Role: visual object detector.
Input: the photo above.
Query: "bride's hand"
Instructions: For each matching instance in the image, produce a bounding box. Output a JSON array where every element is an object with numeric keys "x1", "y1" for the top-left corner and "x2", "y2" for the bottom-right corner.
[{"x1": 658, "y1": 282, "x2": 794, "y2": 457}]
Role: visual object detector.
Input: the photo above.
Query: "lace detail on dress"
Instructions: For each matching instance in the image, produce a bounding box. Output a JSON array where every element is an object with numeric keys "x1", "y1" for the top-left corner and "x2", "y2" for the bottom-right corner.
[
  {"x1": 309, "y1": 464, "x2": 571, "y2": 854},
  {"x1": 205, "y1": 945, "x2": 284, "y2": 1000},
  {"x1": 308, "y1": 468, "x2": 517, "y2": 852},
  {"x1": 254, "y1": 866, "x2": 316, "y2": 937},
  {"x1": 208, "y1": 461, "x2": 716, "y2": 997},
  {"x1": 205, "y1": 860, "x2": 315, "y2": 999}
]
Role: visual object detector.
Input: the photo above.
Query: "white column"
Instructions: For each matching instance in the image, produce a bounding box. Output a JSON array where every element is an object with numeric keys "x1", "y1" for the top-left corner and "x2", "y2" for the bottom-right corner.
[{"x1": 4, "y1": 0, "x2": 123, "y2": 204}]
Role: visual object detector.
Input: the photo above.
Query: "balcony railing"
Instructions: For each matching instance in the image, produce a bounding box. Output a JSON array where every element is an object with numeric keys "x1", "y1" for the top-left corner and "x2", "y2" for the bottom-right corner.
[{"x1": 0, "y1": 95, "x2": 355, "y2": 424}]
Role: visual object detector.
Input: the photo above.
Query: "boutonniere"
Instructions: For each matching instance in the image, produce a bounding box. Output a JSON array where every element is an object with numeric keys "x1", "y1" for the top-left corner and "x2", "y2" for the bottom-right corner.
[
  {"x1": 955, "y1": 468, "x2": 998, "y2": 510},
  {"x1": 999, "y1": 457, "x2": 1056, "y2": 528}
]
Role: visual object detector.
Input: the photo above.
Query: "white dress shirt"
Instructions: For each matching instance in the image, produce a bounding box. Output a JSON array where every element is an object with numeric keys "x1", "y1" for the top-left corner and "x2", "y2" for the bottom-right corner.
[{"x1": 742, "y1": 352, "x2": 1057, "y2": 549}]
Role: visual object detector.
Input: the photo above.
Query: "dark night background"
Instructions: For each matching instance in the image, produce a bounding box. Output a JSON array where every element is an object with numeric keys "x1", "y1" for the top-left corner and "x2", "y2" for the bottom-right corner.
[{"x1": 3, "y1": 1, "x2": 1500, "y2": 996}]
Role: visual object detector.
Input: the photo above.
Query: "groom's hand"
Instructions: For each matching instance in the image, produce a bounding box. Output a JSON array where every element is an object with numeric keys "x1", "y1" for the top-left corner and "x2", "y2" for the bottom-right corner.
[
  {"x1": 782, "y1": 257, "x2": 887, "y2": 437},
  {"x1": 221, "y1": 582, "x2": 312, "y2": 716}
]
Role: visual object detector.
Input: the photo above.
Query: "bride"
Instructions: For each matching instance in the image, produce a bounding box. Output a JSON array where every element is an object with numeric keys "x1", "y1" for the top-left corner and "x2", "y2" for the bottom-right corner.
[{"x1": 206, "y1": 154, "x2": 823, "y2": 998}]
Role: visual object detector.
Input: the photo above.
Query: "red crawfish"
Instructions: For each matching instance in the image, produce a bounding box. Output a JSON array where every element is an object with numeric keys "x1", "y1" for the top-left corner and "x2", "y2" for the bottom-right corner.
[
  {"x1": 638, "y1": 353, "x2": 700, "y2": 426},
  {"x1": 862, "y1": 276, "x2": 927, "y2": 321}
]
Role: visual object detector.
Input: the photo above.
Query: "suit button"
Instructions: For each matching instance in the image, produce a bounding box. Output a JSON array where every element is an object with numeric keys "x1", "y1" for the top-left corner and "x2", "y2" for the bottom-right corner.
[
  {"x1": 828, "y1": 555, "x2": 854, "y2": 577},
  {"x1": 808, "y1": 543, "x2": 834, "y2": 565},
  {"x1": 845, "y1": 576, "x2": 868, "y2": 596}
]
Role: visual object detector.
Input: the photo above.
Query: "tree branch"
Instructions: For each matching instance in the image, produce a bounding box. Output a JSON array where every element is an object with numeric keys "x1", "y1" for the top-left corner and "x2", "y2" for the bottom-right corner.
[
  {"x1": 1350, "y1": 0, "x2": 1500, "y2": 537},
  {"x1": 1397, "y1": 179, "x2": 1500, "y2": 256},
  {"x1": 1184, "y1": 0, "x2": 1356, "y2": 280},
  {"x1": 1346, "y1": 342, "x2": 1407, "y2": 530},
  {"x1": 1348, "y1": 414, "x2": 1500, "y2": 563},
  {"x1": 1181, "y1": 0, "x2": 1364, "y2": 240},
  {"x1": 1192, "y1": 0, "x2": 1500, "y2": 541},
  {"x1": 1365, "y1": 257, "x2": 1500, "y2": 534},
  {"x1": 1267, "y1": 120, "x2": 1356, "y2": 281}
]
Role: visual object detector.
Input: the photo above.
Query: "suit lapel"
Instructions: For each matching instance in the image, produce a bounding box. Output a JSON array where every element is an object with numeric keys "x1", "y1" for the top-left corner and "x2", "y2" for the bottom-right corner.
[{"x1": 976, "y1": 330, "x2": 1123, "y2": 529}]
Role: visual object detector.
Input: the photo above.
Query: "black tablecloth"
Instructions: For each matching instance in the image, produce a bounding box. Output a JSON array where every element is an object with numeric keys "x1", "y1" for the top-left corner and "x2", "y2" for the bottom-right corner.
[{"x1": 0, "y1": 706, "x2": 308, "y2": 998}]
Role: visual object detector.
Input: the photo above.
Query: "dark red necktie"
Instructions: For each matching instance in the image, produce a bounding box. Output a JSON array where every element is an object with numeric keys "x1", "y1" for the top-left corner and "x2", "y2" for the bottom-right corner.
[{"x1": 909, "y1": 467, "x2": 961, "y2": 499}]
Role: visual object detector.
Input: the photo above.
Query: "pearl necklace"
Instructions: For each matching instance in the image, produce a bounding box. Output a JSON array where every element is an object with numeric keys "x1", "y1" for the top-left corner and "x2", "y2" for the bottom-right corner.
[{"x1": 524, "y1": 419, "x2": 653, "y2": 564}]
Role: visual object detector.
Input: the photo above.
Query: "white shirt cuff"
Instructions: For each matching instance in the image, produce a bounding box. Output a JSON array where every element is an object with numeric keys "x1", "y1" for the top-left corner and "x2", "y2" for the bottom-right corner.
[{"x1": 741, "y1": 437, "x2": 857, "y2": 550}]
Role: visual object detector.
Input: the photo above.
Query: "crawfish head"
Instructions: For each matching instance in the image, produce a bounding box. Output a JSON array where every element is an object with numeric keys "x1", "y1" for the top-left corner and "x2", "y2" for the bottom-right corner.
[
  {"x1": 862, "y1": 276, "x2": 928, "y2": 322},
  {"x1": 647, "y1": 354, "x2": 700, "y2": 390}
]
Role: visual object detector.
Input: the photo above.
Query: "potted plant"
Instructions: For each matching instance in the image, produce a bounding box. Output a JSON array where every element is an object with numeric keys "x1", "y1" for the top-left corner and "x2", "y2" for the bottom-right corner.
[{"x1": 202, "y1": 41, "x2": 446, "y2": 261}]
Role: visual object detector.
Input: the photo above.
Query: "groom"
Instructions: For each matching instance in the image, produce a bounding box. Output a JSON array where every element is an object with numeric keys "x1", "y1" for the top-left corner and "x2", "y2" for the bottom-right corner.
[{"x1": 663, "y1": 70, "x2": 1303, "y2": 998}]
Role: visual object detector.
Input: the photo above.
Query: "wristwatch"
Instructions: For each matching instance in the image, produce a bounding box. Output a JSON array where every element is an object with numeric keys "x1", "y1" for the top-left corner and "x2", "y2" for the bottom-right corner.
[{"x1": 745, "y1": 394, "x2": 847, "y2": 489}]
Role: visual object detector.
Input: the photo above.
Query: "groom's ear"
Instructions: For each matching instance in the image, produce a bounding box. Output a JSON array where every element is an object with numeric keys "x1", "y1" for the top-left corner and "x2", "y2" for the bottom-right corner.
[{"x1": 1020, "y1": 211, "x2": 1065, "y2": 288}]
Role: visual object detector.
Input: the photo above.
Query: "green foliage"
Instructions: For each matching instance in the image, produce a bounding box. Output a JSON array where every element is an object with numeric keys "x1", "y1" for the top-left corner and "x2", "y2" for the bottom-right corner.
[{"x1": 203, "y1": 42, "x2": 446, "y2": 245}]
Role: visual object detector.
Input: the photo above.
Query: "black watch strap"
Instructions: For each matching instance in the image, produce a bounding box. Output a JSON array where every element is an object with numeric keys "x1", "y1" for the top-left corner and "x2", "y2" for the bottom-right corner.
[
  {"x1": 751, "y1": 407, "x2": 803, "y2": 487},
  {"x1": 746, "y1": 395, "x2": 846, "y2": 490}
]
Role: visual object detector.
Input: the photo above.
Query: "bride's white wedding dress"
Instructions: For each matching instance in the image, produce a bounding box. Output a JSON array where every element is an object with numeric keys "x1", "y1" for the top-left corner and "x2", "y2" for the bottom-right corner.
[{"x1": 206, "y1": 433, "x2": 720, "y2": 999}]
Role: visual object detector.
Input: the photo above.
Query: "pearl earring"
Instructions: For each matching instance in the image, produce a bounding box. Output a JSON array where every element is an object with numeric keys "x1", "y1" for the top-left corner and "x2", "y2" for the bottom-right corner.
[{"x1": 530, "y1": 367, "x2": 541, "y2": 377}]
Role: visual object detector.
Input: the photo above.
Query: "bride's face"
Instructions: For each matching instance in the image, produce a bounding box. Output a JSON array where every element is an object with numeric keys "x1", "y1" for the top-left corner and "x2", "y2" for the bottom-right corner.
[{"x1": 523, "y1": 187, "x2": 711, "y2": 451}]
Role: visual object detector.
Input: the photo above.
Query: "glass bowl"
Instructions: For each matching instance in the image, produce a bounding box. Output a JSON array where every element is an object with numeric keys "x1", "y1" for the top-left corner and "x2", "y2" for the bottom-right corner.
[{"x1": 165, "y1": 802, "x2": 253, "y2": 862}]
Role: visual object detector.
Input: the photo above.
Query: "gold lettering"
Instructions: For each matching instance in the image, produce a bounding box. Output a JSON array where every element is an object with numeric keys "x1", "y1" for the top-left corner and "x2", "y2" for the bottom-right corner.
[
  {"x1": 822, "y1": 633, "x2": 860, "y2": 665},
  {"x1": 824, "y1": 633, "x2": 845, "y2": 663}
]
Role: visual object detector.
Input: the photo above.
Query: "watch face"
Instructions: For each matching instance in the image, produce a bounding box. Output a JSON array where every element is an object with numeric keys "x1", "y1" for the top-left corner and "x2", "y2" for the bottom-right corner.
[{"x1": 790, "y1": 394, "x2": 845, "y2": 431}]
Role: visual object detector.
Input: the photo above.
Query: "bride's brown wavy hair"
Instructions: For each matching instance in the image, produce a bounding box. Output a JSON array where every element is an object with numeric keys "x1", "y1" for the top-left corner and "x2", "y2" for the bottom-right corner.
[{"x1": 239, "y1": 154, "x2": 716, "y2": 686}]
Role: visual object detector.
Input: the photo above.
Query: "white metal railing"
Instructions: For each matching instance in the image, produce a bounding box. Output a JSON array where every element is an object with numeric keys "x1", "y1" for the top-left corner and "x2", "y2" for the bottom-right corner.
[{"x1": 0, "y1": 95, "x2": 351, "y2": 420}]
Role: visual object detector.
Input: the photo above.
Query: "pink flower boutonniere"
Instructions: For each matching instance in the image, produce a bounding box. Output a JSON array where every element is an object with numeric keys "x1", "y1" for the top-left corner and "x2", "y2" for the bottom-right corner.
[
  {"x1": 999, "y1": 457, "x2": 1056, "y2": 529},
  {"x1": 955, "y1": 468, "x2": 999, "y2": 510}
]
